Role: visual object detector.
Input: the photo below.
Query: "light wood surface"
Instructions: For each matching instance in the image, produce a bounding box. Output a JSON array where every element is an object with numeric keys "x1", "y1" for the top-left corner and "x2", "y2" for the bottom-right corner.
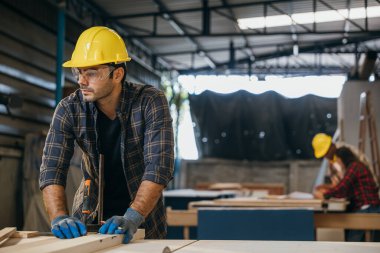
[
  {"x1": 176, "y1": 240, "x2": 380, "y2": 253},
  {"x1": 194, "y1": 198, "x2": 323, "y2": 209},
  {"x1": 1, "y1": 236, "x2": 54, "y2": 249},
  {"x1": 95, "y1": 240, "x2": 196, "y2": 253},
  {"x1": 11, "y1": 231, "x2": 39, "y2": 238},
  {"x1": 2, "y1": 237, "x2": 379, "y2": 253},
  {"x1": 314, "y1": 213, "x2": 380, "y2": 229},
  {"x1": 188, "y1": 197, "x2": 348, "y2": 211},
  {"x1": 167, "y1": 207, "x2": 380, "y2": 229},
  {"x1": 195, "y1": 183, "x2": 285, "y2": 195},
  {"x1": 0, "y1": 234, "x2": 123, "y2": 253},
  {"x1": 0, "y1": 229, "x2": 145, "y2": 253},
  {"x1": 0, "y1": 227, "x2": 16, "y2": 245}
]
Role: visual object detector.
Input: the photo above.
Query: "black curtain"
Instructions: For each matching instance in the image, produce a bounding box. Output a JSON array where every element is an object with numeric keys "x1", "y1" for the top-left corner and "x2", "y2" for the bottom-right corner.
[{"x1": 189, "y1": 90, "x2": 337, "y2": 161}]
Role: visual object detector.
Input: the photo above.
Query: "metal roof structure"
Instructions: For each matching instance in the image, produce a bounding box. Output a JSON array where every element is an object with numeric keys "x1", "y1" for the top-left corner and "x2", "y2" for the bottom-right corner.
[{"x1": 43, "y1": 0, "x2": 380, "y2": 77}]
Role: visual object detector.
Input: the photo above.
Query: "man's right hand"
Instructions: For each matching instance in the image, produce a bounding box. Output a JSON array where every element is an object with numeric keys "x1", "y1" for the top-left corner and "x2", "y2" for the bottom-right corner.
[{"x1": 51, "y1": 215, "x2": 87, "y2": 239}]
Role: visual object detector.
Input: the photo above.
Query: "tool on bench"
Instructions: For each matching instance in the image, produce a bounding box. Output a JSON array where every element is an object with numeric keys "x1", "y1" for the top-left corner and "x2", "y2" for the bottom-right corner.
[{"x1": 83, "y1": 154, "x2": 105, "y2": 233}]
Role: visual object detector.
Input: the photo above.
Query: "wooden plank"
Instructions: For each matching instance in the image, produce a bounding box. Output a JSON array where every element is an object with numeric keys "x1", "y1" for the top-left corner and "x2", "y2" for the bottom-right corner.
[
  {"x1": 0, "y1": 227, "x2": 16, "y2": 244},
  {"x1": 10, "y1": 231, "x2": 39, "y2": 238},
  {"x1": 168, "y1": 208, "x2": 380, "y2": 230},
  {"x1": 166, "y1": 208, "x2": 197, "y2": 226},
  {"x1": 166, "y1": 208, "x2": 197, "y2": 239},
  {"x1": 195, "y1": 182, "x2": 285, "y2": 195},
  {"x1": 0, "y1": 229, "x2": 145, "y2": 253},
  {"x1": 191, "y1": 198, "x2": 322, "y2": 209},
  {"x1": 133, "y1": 229, "x2": 145, "y2": 241},
  {"x1": 0, "y1": 147, "x2": 22, "y2": 158},
  {"x1": 314, "y1": 213, "x2": 380, "y2": 230},
  {"x1": 1, "y1": 237, "x2": 52, "y2": 249}
]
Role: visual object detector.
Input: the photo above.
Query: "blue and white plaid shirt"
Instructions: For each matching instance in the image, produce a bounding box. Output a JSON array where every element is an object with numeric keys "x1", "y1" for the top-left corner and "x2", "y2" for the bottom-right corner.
[{"x1": 39, "y1": 82, "x2": 174, "y2": 238}]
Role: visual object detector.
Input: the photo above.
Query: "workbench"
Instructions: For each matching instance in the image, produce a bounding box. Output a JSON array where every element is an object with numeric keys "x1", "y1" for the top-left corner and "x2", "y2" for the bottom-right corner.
[
  {"x1": 187, "y1": 197, "x2": 347, "y2": 211},
  {"x1": 2, "y1": 236, "x2": 380, "y2": 253},
  {"x1": 166, "y1": 207, "x2": 380, "y2": 241},
  {"x1": 164, "y1": 189, "x2": 236, "y2": 210},
  {"x1": 164, "y1": 189, "x2": 237, "y2": 239}
]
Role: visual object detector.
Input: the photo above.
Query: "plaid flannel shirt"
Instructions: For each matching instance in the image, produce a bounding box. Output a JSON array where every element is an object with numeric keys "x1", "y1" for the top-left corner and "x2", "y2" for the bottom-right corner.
[
  {"x1": 39, "y1": 82, "x2": 174, "y2": 239},
  {"x1": 324, "y1": 161, "x2": 380, "y2": 211}
]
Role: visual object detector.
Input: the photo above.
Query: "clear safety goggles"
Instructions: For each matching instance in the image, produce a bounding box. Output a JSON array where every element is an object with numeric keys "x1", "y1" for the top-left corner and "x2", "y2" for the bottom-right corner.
[{"x1": 71, "y1": 66, "x2": 115, "y2": 83}]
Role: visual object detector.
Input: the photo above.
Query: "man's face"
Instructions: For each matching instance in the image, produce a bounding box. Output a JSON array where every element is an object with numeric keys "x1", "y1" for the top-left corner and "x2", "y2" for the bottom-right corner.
[{"x1": 72, "y1": 65, "x2": 116, "y2": 102}]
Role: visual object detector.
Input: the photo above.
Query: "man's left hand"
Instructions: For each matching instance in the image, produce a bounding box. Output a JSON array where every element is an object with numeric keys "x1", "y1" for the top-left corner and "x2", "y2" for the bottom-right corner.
[{"x1": 99, "y1": 207, "x2": 144, "y2": 244}]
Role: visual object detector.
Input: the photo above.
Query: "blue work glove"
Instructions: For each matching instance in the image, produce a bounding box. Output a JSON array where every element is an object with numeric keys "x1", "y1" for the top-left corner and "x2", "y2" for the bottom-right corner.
[
  {"x1": 99, "y1": 207, "x2": 144, "y2": 244},
  {"x1": 51, "y1": 215, "x2": 87, "y2": 239}
]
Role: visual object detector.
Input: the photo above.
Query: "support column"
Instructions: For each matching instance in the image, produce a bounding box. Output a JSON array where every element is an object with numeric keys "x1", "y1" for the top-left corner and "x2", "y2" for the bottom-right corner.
[{"x1": 55, "y1": 0, "x2": 66, "y2": 106}]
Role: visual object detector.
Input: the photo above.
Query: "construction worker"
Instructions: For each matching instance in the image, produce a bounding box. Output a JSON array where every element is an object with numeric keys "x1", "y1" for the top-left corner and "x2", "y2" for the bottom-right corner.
[
  {"x1": 312, "y1": 133, "x2": 343, "y2": 188},
  {"x1": 39, "y1": 26, "x2": 174, "y2": 243},
  {"x1": 312, "y1": 133, "x2": 380, "y2": 241}
]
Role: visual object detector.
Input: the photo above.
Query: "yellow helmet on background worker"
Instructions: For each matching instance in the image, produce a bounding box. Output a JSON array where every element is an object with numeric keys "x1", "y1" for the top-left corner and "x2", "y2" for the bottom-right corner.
[
  {"x1": 312, "y1": 133, "x2": 332, "y2": 158},
  {"x1": 63, "y1": 26, "x2": 131, "y2": 68}
]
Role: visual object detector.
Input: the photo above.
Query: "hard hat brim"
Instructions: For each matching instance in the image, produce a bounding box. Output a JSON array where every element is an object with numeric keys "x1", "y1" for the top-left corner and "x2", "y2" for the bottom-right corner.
[{"x1": 62, "y1": 57, "x2": 131, "y2": 68}]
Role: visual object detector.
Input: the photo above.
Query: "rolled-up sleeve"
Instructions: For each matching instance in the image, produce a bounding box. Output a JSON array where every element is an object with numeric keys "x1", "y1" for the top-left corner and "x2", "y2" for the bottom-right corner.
[
  {"x1": 142, "y1": 90, "x2": 174, "y2": 186},
  {"x1": 39, "y1": 101, "x2": 75, "y2": 190}
]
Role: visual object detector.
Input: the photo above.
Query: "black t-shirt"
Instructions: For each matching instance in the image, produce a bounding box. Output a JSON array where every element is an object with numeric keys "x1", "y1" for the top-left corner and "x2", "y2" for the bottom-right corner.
[{"x1": 97, "y1": 109, "x2": 130, "y2": 219}]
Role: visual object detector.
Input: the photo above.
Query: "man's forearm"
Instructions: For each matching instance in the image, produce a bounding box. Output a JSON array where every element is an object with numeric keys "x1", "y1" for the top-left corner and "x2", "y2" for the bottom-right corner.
[
  {"x1": 42, "y1": 185, "x2": 69, "y2": 221},
  {"x1": 130, "y1": 180, "x2": 164, "y2": 217}
]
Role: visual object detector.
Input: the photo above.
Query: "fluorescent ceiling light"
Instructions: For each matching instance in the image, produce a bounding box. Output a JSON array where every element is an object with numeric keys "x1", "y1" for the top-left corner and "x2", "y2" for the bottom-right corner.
[{"x1": 238, "y1": 6, "x2": 380, "y2": 30}]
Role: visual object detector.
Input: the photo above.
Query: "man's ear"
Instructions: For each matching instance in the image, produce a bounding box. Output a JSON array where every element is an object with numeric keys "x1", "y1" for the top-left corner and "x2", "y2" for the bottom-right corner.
[{"x1": 113, "y1": 67, "x2": 124, "y2": 82}]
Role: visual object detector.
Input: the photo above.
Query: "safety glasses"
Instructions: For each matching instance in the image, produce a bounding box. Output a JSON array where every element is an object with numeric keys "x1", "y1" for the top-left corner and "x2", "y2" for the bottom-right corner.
[{"x1": 71, "y1": 66, "x2": 115, "y2": 83}]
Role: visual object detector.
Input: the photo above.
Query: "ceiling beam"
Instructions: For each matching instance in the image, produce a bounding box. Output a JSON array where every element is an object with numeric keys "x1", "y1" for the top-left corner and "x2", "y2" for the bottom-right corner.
[
  {"x1": 127, "y1": 31, "x2": 380, "y2": 38},
  {"x1": 178, "y1": 36, "x2": 380, "y2": 74},
  {"x1": 268, "y1": 3, "x2": 312, "y2": 33},
  {"x1": 219, "y1": 0, "x2": 256, "y2": 59},
  {"x1": 155, "y1": 36, "x2": 380, "y2": 56},
  {"x1": 318, "y1": 0, "x2": 365, "y2": 32},
  {"x1": 151, "y1": 0, "x2": 217, "y2": 69},
  {"x1": 69, "y1": 0, "x2": 171, "y2": 72}
]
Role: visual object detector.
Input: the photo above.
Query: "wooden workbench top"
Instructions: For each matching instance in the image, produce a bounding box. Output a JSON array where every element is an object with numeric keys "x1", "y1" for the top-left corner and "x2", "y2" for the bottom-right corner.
[
  {"x1": 176, "y1": 240, "x2": 380, "y2": 253},
  {"x1": 1, "y1": 237, "x2": 379, "y2": 253},
  {"x1": 188, "y1": 197, "x2": 347, "y2": 211}
]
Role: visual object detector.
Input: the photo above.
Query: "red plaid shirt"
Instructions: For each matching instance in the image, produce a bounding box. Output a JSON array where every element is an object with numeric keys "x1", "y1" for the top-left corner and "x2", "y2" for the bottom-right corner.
[{"x1": 324, "y1": 161, "x2": 380, "y2": 211}]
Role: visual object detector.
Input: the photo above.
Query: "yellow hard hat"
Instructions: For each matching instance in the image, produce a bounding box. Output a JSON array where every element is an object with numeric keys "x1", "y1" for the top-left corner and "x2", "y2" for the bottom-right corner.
[
  {"x1": 312, "y1": 133, "x2": 332, "y2": 158},
  {"x1": 63, "y1": 26, "x2": 131, "y2": 68}
]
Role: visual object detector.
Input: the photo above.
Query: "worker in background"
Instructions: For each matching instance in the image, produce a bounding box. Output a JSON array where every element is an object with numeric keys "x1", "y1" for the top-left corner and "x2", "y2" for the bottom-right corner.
[
  {"x1": 312, "y1": 133, "x2": 380, "y2": 241},
  {"x1": 39, "y1": 26, "x2": 174, "y2": 243}
]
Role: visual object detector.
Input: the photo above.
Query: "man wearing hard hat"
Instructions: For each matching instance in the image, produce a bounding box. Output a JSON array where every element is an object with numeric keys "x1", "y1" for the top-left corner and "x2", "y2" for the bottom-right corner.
[
  {"x1": 312, "y1": 133, "x2": 380, "y2": 241},
  {"x1": 39, "y1": 27, "x2": 174, "y2": 243}
]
